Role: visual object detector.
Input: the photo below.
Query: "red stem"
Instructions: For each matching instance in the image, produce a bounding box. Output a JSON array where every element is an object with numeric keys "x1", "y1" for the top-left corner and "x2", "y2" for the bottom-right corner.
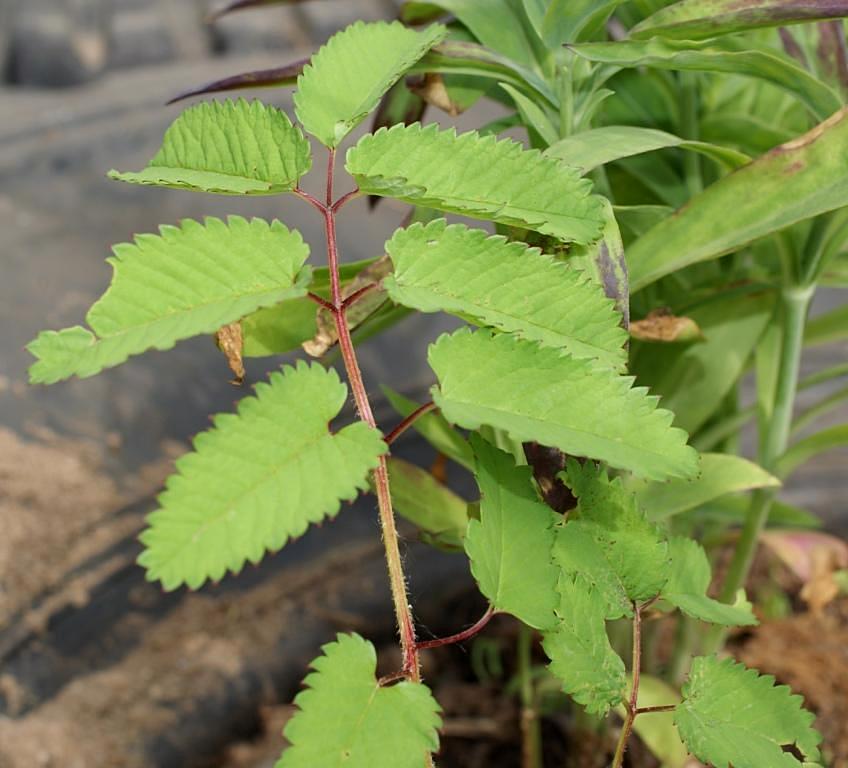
[
  {"x1": 332, "y1": 187, "x2": 361, "y2": 212},
  {"x1": 320, "y1": 148, "x2": 420, "y2": 682},
  {"x1": 415, "y1": 606, "x2": 495, "y2": 651},
  {"x1": 636, "y1": 704, "x2": 676, "y2": 715},
  {"x1": 385, "y1": 402, "x2": 437, "y2": 446},
  {"x1": 612, "y1": 601, "x2": 644, "y2": 768},
  {"x1": 306, "y1": 291, "x2": 335, "y2": 312},
  {"x1": 293, "y1": 186, "x2": 325, "y2": 214},
  {"x1": 342, "y1": 282, "x2": 381, "y2": 310}
]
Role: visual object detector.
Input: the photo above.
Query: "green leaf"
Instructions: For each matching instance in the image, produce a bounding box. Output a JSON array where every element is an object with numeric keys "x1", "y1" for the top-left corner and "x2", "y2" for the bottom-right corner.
[
  {"x1": 109, "y1": 100, "x2": 311, "y2": 194},
  {"x1": 294, "y1": 21, "x2": 446, "y2": 148},
  {"x1": 633, "y1": 453, "x2": 780, "y2": 521},
  {"x1": 633, "y1": 0, "x2": 848, "y2": 41},
  {"x1": 387, "y1": 457, "x2": 468, "y2": 546},
  {"x1": 545, "y1": 125, "x2": 750, "y2": 174},
  {"x1": 571, "y1": 37, "x2": 841, "y2": 122},
  {"x1": 277, "y1": 633, "x2": 441, "y2": 768},
  {"x1": 776, "y1": 424, "x2": 848, "y2": 478},
  {"x1": 465, "y1": 436, "x2": 559, "y2": 629},
  {"x1": 383, "y1": 386, "x2": 474, "y2": 470},
  {"x1": 525, "y1": 0, "x2": 633, "y2": 45},
  {"x1": 384, "y1": 220, "x2": 627, "y2": 367},
  {"x1": 429, "y1": 329, "x2": 699, "y2": 480},
  {"x1": 661, "y1": 537, "x2": 757, "y2": 626},
  {"x1": 557, "y1": 460, "x2": 670, "y2": 606},
  {"x1": 692, "y1": 495, "x2": 822, "y2": 529},
  {"x1": 805, "y1": 303, "x2": 848, "y2": 347},
  {"x1": 28, "y1": 217, "x2": 310, "y2": 384},
  {"x1": 347, "y1": 123, "x2": 605, "y2": 245},
  {"x1": 138, "y1": 363, "x2": 387, "y2": 590},
  {"x1": 542, "y1": 576, "x2": 627, "y2": 715},
  {"x1": 675, "y1": 655, "x2": 822, "y2": 767},
  {"x1": 628, "y1": 108, "x2": 848, "y2": 290},
  {"x1": 793, "y1": 384, "x2": 848, "y2": 434}
]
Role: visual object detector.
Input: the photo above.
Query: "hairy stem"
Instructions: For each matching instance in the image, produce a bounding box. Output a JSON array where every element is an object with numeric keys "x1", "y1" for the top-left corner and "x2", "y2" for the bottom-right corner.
[
  {"x1": 707, "y1": 284, "x2": 813, "y2": 652},
  {"x1": 319, "y1": 149, "x2": 420, "y2": 681},
  {"x1": 386, "y1": 402, "x2": 437, "y2": 446},
  {"x1": 416, "y1": 605, "x2": 495, "y2": 651},
  {"x1": 612, "y1": 602, "x2": 643, "y2": 768}
]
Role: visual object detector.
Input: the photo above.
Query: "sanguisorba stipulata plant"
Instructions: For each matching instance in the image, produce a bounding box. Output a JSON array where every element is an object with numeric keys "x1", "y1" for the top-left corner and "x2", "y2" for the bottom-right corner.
[{"x1": 28, "y1": 17, "x2": 827, "y2": 768}]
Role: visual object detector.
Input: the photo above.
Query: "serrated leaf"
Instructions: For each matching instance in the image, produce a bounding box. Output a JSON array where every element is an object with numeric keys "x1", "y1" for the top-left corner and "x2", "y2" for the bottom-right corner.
[
  {"x1": 633, "y1": 453, "x2": 780, "y2": 521},
  {"x1": 428, "y1": 329, "x2": 698, "y2": 480},
  {"x1": 109, "y1": 99, "x2": 310, "y2": 194},
  {"x1": 661, "y1": 537, "x2": 757, "y2": 626},
  {"x1": 139, "y1": 363, "x2": 387, "y2": 590},
  {"x1": 675, "y1": 656, "x2": 822, "y2": 767},
  {"x1": 632, "y1": 0, "x2": 848, "y2": 41},
  {"x1": 28, "y1": 217, "x2": 310, "y2": 384},
  {"x1": 294, "y1": 21, "x2": 446, "y2": 147},
  {"x1": 347, "y1": 123, "x2": 605, "y2": 245},
  {"x1": 385, "y1": 220, "x2": 627, "y2": 367},
  {"x1": 556, "y1": 460, "x2": 670, "y2": 608},
  {"x1": 278, "y1": 633, "x2": 441, "y2": 768},
  {"x1": 543, "y1": 576, "x2": 627, "y2": 715},
  {"x1": 465, "y1": 436, "x2": 559, "y2": 630}
]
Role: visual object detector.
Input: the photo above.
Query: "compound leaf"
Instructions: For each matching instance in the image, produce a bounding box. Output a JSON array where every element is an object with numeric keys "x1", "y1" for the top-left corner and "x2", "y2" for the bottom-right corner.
[
  {"x1": 675, "y1": 656, "x2": 822, "y2": 768},
  {"x1": 556, "y1": 460, "x2": 670, "y2": 609},
  {"x1": 543, "y1": 576, "x2": 627, "y2": 715},
  {"x1": 295, "y1": 21, "x2": 446, "y2": 147},
  {"x1": 465, "y1": 436, "x2": 559, "y2": 630},
  {"x1": 429, "y1": 329, "x2": 698, "y2": 480},
  {"x1": 28, "y1": 217, "x2": 310, "y2": 384},
  {"x1": 347, "y1": 122, "x2": 605, "y2": 244},
  {"x1": 661, "y1": 537, "x2": 757, "y2": 626},
  {"x1": 385, "y1": 220, "x2": 627, "y2": 367},
  {"x1": 110, "y1": 99, "x2": 310, "y2": 194},
  {"x1": 139, "y1": 363, "x2": 387, "y2": 590},
  {"x1": 633, "y1": 0, "x2": 848, "y2": 41},
  {"x1": 278, "y1": 633, "x2": 441, "y2": 768}
]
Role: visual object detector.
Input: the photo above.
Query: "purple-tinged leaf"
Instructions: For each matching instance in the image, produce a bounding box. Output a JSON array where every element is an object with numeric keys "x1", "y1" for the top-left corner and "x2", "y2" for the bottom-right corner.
[
  {"x1": 166, "y1": 61, "x2": 306, "y2": 105},
  {"x1": 818, "y1": 20, "x2": 848, "y2": 93},
  {"x1": 399, "y1": 2, "x2": 448, "y2": 25},
  {"x1": 633, "y1": 0, "x2": 848, "y2": 40}
]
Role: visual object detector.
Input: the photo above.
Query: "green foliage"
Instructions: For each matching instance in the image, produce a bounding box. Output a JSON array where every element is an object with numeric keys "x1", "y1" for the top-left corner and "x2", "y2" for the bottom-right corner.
[
  {"x1": 384, "y1": 220, "x2": 627, "y2": 367},
  {"x1": 139, "y1": 363, "x2": 387, "y2": 590},
  {"x1": 28, "y1": 217, "x2": 310, "y2": 383},
  {"x1": 294, "y1": 21, "x2": 446, "y2": 147},
  {"x1": 278, "y1": 633, "x2": 441, "y2": 767},
  {"x1": 661, "y1": 537, "x2": 757, "y2": 626},
  {"x1": 542, "y1": 576, "x2": 627, "y2": 715},
  {"x1": 347, "y1": 123, "x2": 605, "y2": 244},
  {"x1": 429, "y1": 329, "x2": 699, "y2": 480},
  {"x1": 465, "y1": 436, "x2": 559, "y2": 629},
  {"x1": 675, "y1": 656, "x2": 822, "y2": 767},
  {"x1": 110, "y1": 100, "x2": 311, "y2": 194}
]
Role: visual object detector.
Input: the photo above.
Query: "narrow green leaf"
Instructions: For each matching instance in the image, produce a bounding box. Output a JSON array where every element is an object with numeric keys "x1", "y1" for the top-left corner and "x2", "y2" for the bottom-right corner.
[
  {"x1": 675, "y1": 656, "x2": 822, "y2": 767},
  {"x1": 571, "y1": 37, "x2": 841, "y2": 122},
  {"x1": 294, "y1": 21, "x2": 445, "y2": 148},
  {"x1": 387, "y1": 457, "x2": 468, "y2": 546},
  {"x1": 543, "y1": 576, "x2": 627, "y2": 715},
  {"x1": 776, "y1": 424, "x2": 848, "y2": 478},
  {"x1": 278, "y1": 633, "x2": 441, "y2": 767},
  {"x1": 546, "y1": 125, "x2": 750, "y2": 174},
  {"x1": 499, "y1": 82, "x2": 559, "y2": 146},
  {"x1": 633, "y1": 0, "x2": 848, "y2": 41},
  {"x1": 382, "y1": 386, "x2": 473, "y2": 470},
  {"x1": 109, "y1": 99, "x2": 311, "y2": 194},
  {"x1": 793, "y1": 384, "x2": 848, "y2": 434},
  {"x1": 347, "y1": 123, "x2": 605, "y2": 245},
  {"x1": 28, "y1": 217, "x2": 310, "y2": 384},
  {"x1": 805, "y1": 303, "x2": 848, "y2": 347},
  {"x1": 633, "y1": 453, "x2": 780, "y2": 521},
  {"x1": 139, "y1": 363, "x2": 387, "y2": 590},
  {"x1": 692, "y1": 495, "x2": 822, "y2": 529},
  {"x1": 465, "y1": 436, "x2": 559, "y2": 630},
  {"x1": 429, "y1": 329, "x2": 699, "y2": 480},
  {"x1": 661, "y1": 537, "x2": 757, "y2": 626},
  {"x1": 628, "y1": 108, "x2": 848, "y2": 290},
  {"x1": 558, "y1": 460, "x2": 670, "y2": 605},
  {"x1": 529, "y1": 0, "x2": 633, "y2": 45},
  {"x1": 385, "y1": 220, "x2": 627, "y2": 367}
]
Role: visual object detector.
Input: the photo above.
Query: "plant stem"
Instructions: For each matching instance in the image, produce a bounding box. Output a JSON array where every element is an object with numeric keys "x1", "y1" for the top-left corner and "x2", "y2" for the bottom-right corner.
[
  {"x1": 416, "y1": 605, "x2": 495, "y2": 651},
  {"x1": 612, "y1": 602, "x2": 643, "y2": 768},
  {"x1": 386, "y1": 402, "x2": 437, "y2": 446},
  {"x1": 517, "y1": 623, "x2": 542, "y2": 768},
  {"x1": 319, "y1": 149, "x2": 421, "y2": 681},
  {"x1": 707, "y1": 284, "x2": 813, "y2": 651},
  {"x1": 679, "y1": 72, "x2": 703, "y2": 198}
]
